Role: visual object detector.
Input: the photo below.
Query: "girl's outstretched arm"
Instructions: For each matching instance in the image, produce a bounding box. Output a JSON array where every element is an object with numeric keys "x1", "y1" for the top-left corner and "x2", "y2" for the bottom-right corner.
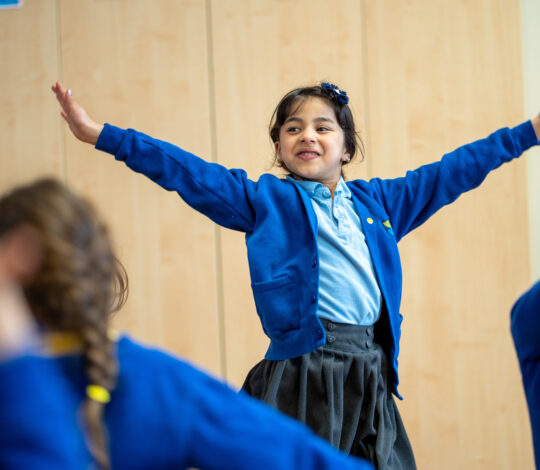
[
  {"x1": 51, "y1": 81, "x2": 103, "y2": 145},
  {"x1": 52, "y1": 82, "x2": 258, "y2": 232},
  {"x1": 362, "y1": 115, "x2": 540, "y2": 241}
]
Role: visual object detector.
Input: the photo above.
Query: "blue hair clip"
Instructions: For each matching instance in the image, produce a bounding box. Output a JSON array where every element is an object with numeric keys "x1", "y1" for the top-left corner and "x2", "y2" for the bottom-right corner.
[{"x1": 321, "y1": 82, "x2": 349, "y2": 105}]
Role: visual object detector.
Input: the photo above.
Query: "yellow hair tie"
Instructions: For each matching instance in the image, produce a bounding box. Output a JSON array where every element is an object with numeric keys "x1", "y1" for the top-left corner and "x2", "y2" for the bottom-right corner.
[{"x1": 86, "y1": 385, "x2": 111, "y2": 404}]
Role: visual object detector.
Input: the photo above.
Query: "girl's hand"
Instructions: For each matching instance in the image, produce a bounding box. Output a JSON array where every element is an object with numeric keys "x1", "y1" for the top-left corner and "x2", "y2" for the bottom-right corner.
[
  {"x1": 51, "y1": 81, "x2": 104, "y2": 145},
  {"x1": 532, "y1": 113, "x2": 540, "y2": 142}
]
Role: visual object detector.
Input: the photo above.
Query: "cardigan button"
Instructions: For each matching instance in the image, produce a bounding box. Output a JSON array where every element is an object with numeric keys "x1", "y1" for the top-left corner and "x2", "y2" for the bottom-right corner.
[
  {"x1": 316, "y1": 329, "x2": 324, "y2": 340},
  {"x1": 312, "y1": 258, "x2": 317, "y2": 268},
  {"x1": 311, "y1": 294, "x2": 317, "y2": 304},
  {"x1": 366, "y1": 217, "x2": 373, "y2": 224}
]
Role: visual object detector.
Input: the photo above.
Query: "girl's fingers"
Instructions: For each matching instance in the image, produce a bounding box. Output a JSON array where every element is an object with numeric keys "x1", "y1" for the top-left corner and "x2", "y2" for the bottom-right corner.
[
  {"x1": 53, "y1": 87, "x2": 65, "y2": 106},
  {"x1": 52, "y1": 82, "x2": 68, "y2": 105}
]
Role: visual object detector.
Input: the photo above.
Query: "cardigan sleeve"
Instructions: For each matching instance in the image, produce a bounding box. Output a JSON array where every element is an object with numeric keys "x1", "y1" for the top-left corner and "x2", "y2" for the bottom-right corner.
[
  {"x1": 364, "y1": 121, "x2": 539, "y2": 242},
  {"x1": 110, "y1": 337, "x2": 373, "y2": 468},
  {"x1": 96, "y1": 124, "x2": 257, "y2": 233},
  {"x1": 168, "y1": 359, "x2": 374, "y2": 470}
]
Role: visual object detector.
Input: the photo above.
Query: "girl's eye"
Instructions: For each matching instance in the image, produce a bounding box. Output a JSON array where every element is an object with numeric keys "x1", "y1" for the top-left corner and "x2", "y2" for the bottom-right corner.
[
  {"x1": 317, "y1": 127, "x2": 330, "y2": 132},
  {"x1": 286, "y1": 127, "x2": 300, "y2": 133}
]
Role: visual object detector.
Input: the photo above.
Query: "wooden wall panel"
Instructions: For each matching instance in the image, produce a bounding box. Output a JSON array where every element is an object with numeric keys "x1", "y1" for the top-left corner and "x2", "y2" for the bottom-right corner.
[
  {"x1": 364, "y1": 0, "x2": 533, "y2": 468},
  {"x1": 0, "y1": 0, "x2": 62, "y2": 190},
  {"x1": 58, "y1": 0, "x2": 222, "y2": 375},
  {"x1": 210, "y1": 0, "x2": 367, "y2": 386},
  {"x1": 522, "y1": 0, "x2": 540, "y2": 280}
]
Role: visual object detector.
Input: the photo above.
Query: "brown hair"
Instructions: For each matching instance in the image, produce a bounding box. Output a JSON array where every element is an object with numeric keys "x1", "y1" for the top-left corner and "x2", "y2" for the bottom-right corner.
[
  {"x1": 269, "y1": 83, "x2": 365, "y2": 169},
  {"x1": 0, "y1": 178, "x2": 128, "y2": 470}
]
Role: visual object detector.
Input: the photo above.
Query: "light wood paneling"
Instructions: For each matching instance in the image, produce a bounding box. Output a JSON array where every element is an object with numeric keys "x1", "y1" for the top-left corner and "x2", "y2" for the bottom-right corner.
[
  {"x1": 1, "y1": 0, "x2": 535, "y2": 467},
  {"x1": 210, "y1": 0, "x2": 367, "y2": 386},
  {"x1": 522, "y1": 0, "x2": 540, "y2": 280},
  {"x1": 58, "y1": 0, "x2": 222, "y2": 375},
  {"x1": 0, "y1": 0, "x2": 62, "y2": 190},
  {"x1": 364, "y1": 0, "x2": 533, "y2": 468}
]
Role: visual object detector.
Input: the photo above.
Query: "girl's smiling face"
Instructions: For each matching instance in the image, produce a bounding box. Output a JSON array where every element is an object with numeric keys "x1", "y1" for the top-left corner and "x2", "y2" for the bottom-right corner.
[{"x1": 275, "y1": 97, "x2": 350, "y2": 194}]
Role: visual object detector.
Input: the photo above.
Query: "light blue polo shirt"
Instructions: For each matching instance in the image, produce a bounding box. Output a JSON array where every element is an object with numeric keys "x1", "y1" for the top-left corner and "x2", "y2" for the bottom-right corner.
[{"x1": 287, "y1": 176, "x2": 381, "y2": 325}]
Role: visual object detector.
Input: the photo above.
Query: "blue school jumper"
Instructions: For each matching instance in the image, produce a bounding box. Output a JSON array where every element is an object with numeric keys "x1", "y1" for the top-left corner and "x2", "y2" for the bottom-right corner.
[
  {"x1": 0, "y1": 356, "x2": 87, "y2": 469},
  {"x1": 96, "y1": 120, "x2": 539, "y2": 397},
  {"x1": 511, "y1": 281, "x2": 540, "y2": 469},
  {"x1": 54, "y1": 335, "x2": 373, "y2": 470}
]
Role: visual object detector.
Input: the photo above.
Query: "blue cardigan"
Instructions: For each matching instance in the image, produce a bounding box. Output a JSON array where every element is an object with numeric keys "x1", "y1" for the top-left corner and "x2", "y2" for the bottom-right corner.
[
  {"x1": 511, "y1": 281, "x2": 540, "y2": 469},
  {"x1": 56, "y1": 336, "x2": 373, "y2": 470},
  {"x1": 0, "y1": 356, "x2": 87, "y2": 469},
  {"x1": 96, "y1": 121, "x2": 539, "y2": 397}
]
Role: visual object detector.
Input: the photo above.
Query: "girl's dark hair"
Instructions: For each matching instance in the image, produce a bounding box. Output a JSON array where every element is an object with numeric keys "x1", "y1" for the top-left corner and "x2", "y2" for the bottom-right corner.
[
  {"x1": 0, "y1": 178, "x2": 128, "y2": 470},
  {"x1": 269, "y1": 83, "x2": 365, "y2": 168}
]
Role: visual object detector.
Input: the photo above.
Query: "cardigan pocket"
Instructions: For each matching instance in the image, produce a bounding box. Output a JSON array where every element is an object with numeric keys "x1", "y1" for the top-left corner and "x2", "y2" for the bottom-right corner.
[{"x1": 251, "y1": 274, "x2": 301, "y2": 339}]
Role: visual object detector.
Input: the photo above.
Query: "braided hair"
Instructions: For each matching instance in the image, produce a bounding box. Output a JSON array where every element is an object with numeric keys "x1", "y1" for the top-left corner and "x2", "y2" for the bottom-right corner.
[{"x1": 0, "y1": 178, "x2": 128, "y2": 469}]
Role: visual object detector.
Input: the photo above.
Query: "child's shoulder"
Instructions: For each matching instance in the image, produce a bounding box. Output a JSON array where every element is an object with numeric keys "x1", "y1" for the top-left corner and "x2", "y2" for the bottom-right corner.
[
  {"x1": 117, "y1": 335, "x2": 190, "y2": 367},
  {"x1": 511, "y1": 281, "x2": 540, "y2": 348},
  {"x1": 116, "y1": 335, "x2": 225, "y2": 387},
  {"x1": 250, "y1": 172, "x2": 304, "y2": 196},
  {"x1": 345, "y1": 177, "x2": 381, "y2": 198}
]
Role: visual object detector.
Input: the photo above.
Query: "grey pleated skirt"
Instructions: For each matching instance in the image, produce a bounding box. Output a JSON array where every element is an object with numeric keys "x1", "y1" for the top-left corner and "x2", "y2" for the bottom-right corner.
[{"x1": 242, "y1": 319, "x2": 417, "y2": 470}]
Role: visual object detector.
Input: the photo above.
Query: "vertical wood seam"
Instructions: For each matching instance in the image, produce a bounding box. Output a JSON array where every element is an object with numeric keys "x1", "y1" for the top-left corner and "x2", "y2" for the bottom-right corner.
[
  {"x1": 205, "y1": 0, "x2": 228, "y2": 380},
  {"x1": 360, "y1": 0, "x2": 373, "y2": 179},
  {"x1": 54, "y1": 0, "x2": 67, "y2": 183}
]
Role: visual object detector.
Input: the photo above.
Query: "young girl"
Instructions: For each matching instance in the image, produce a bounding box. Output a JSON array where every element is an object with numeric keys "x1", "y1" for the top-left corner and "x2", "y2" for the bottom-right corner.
[
  {"x1": 0, "y1": 177, "x2": 373, "y2": 470},
  {"x1": 52, "y1": 81, "x2": 540, "y2": 469},
  {"x1": 0, "y1": 221, "x2": 85, "y2": 470}
]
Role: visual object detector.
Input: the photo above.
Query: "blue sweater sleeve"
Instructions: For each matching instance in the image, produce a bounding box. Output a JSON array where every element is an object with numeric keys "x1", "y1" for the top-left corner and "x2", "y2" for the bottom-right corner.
[
  {"x1": 175, "y1": 361, "x2": 373, "y2": 470},
  {"x1": 0, "y1": 356, "x2": 88, "y2": 469},
  {"x1": 108, "y1": 338, "x2": 373, "y2": 468},
  {"x1": 364, "y1": 121, "x2": 539, "y2": 241},
  {"x1": 95, "y1": 124, "x2": 257, "y2": 232}
]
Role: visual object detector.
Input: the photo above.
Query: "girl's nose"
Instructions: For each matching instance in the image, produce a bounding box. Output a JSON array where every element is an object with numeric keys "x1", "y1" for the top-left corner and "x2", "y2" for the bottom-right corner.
[{"x1": 300, "y1": 129, "x2": 316, "y2": 142}]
